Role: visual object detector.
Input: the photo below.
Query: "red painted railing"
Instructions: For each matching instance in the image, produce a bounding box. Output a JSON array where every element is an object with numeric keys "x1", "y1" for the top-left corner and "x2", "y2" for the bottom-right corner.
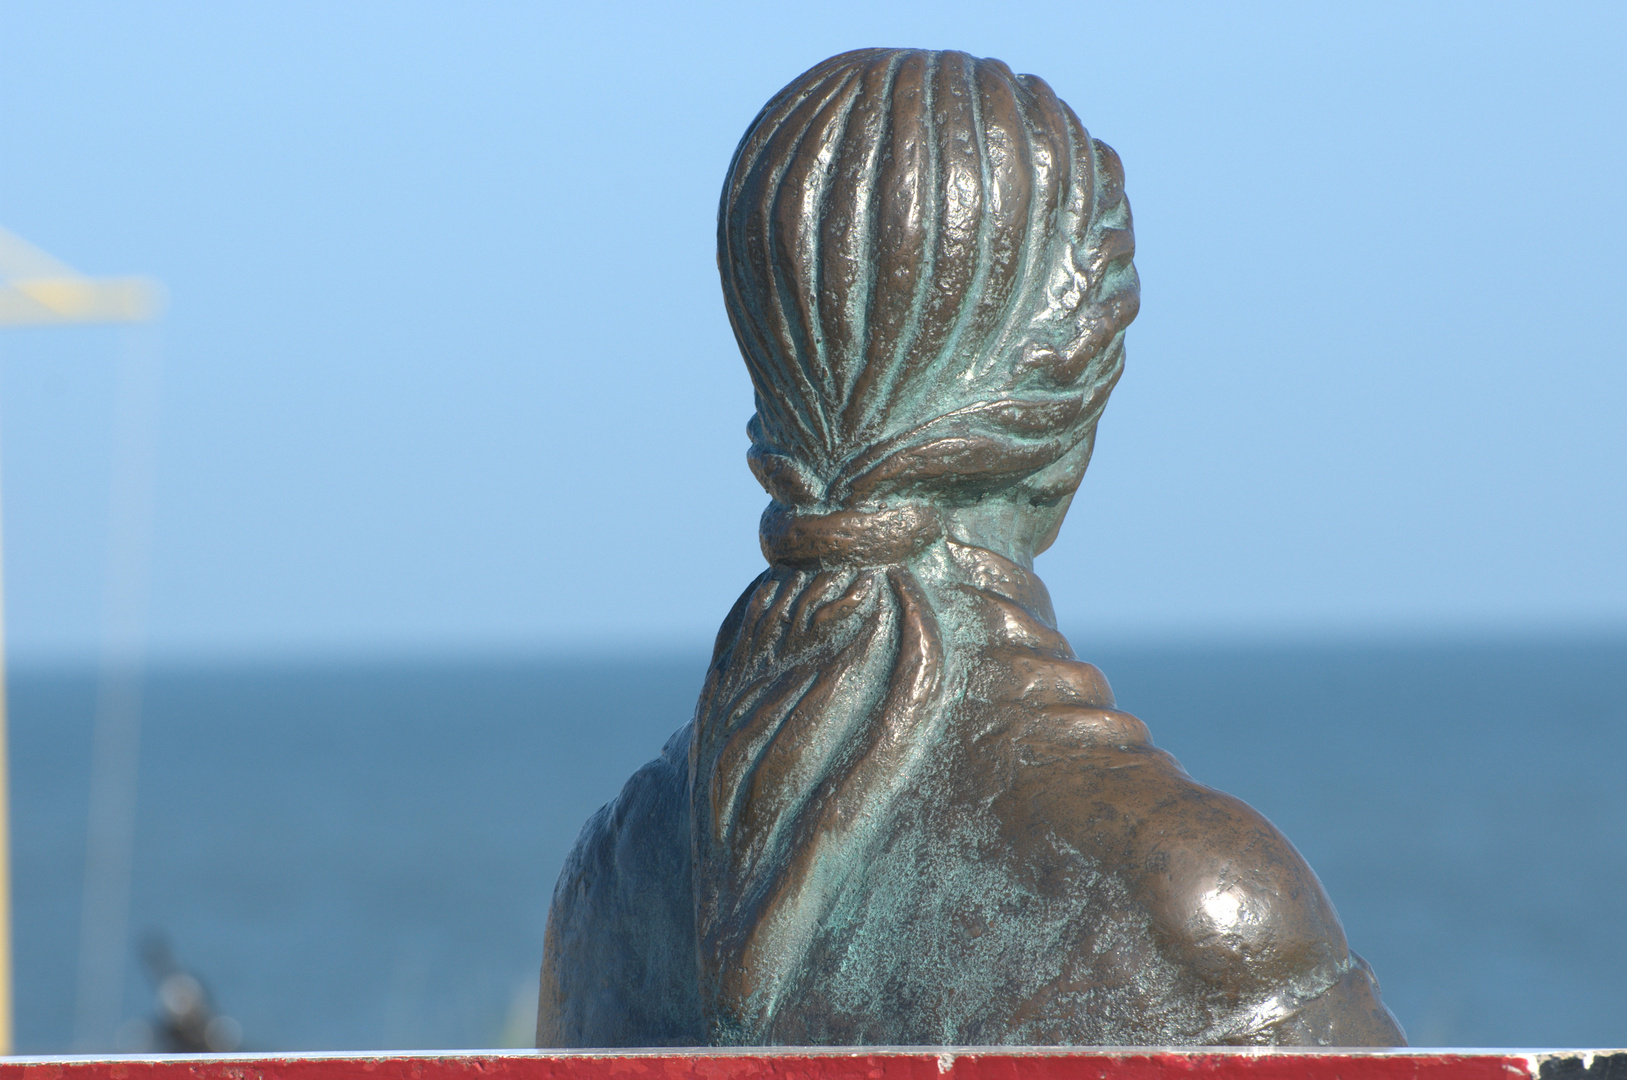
[{"x1": 0, "y1": 1050, "x2": 1622, "y2": 1080}]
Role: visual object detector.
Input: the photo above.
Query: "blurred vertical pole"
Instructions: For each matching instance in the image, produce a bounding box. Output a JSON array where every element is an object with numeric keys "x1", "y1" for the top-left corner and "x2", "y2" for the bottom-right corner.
[
  {"x1": 71, "y1": 325, "x2": 162, "y2": 1052},
  {"x1": 0, "y1": 230, "x2": 164, "y2": 1053},
  {"x1": 0, "y1": 350, "x2": 14, "y2": 1056}
]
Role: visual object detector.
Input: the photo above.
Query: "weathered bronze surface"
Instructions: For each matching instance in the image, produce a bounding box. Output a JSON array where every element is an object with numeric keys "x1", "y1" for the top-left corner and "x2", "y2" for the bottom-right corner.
[{"x1": 537, "y1": 48, "x2": 1405, "y2": 1049}]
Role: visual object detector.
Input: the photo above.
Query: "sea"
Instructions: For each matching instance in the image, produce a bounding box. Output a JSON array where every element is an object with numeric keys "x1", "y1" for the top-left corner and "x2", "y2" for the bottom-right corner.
[{"x1": 11, "y1": 635, "x2": 1627, "y2": 1053}]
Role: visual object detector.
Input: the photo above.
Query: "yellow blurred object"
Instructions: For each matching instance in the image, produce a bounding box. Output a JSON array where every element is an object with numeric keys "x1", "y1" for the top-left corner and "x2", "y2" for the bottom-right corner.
[
  {"x1": 0, "y1": 227, "x2": 163, "y2": 326},
  {"x1": 0, "y1": 277, "x2": 163, "y2": 326},
  {"x1": 0, "y1": 227, "x2": 164, "y2": 1054}
]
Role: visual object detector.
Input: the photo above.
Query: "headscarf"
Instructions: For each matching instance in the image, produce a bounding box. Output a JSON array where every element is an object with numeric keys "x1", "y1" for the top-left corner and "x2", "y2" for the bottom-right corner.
[{"x1": 691, "y1": 47, "x2": 1140, "y2": 1042}]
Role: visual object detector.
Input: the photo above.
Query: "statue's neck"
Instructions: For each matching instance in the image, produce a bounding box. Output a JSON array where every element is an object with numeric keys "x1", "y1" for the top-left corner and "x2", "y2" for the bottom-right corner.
[{"x1": 941, "y1": 501, "x2": 1044, "y2": 570}]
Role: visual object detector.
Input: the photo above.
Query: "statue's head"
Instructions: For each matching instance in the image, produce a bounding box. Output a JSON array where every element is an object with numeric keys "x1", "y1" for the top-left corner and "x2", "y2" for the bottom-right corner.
[{"x1": 719, "y1": 48, "x2": 1139, "y2": 565}]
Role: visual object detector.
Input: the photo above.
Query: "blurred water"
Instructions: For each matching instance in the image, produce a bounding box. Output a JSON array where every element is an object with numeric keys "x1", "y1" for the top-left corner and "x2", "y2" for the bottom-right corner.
[{"x1": 11, "y1": 637, "x2": 1626, "y2": 1052}]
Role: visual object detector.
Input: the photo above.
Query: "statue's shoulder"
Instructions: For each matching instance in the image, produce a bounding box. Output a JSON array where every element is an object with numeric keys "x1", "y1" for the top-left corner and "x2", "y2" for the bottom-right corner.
[
  {"x1": 537, "y1": 724, "x2": 702, "y2": 1047},
  {"x1": 997, "y1": 709, "x2": 1404, "y2": 1044}
]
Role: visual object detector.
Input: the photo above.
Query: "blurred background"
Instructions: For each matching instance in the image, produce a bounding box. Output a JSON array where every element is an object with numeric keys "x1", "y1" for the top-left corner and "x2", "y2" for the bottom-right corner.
[{"x1": 1, "y1": 0, "x2": 1623, "y2": 1053}]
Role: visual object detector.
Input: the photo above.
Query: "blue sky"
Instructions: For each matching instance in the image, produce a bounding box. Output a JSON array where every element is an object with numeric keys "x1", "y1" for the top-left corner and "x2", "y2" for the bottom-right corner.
[{"x1": 0, "y1": 2, "x2": 1622, "y2": 663}]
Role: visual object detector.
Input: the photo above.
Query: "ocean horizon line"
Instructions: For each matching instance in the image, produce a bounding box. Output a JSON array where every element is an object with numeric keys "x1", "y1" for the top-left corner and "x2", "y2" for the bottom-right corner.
[{"x1": 5, "y1": 621, "x2": 1624, "y2": 678}]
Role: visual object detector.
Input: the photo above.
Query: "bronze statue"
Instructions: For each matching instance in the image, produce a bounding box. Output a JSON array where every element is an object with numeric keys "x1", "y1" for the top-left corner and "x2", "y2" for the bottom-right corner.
[{"x1": 538, "y1": 47, "x2": 1405, "y2": 1048}]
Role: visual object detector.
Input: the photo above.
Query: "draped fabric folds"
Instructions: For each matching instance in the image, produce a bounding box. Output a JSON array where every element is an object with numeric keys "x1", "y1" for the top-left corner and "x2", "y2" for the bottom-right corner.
[{"x1": 692, "y1": 563, "x2": 944, "y2": 1040}]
